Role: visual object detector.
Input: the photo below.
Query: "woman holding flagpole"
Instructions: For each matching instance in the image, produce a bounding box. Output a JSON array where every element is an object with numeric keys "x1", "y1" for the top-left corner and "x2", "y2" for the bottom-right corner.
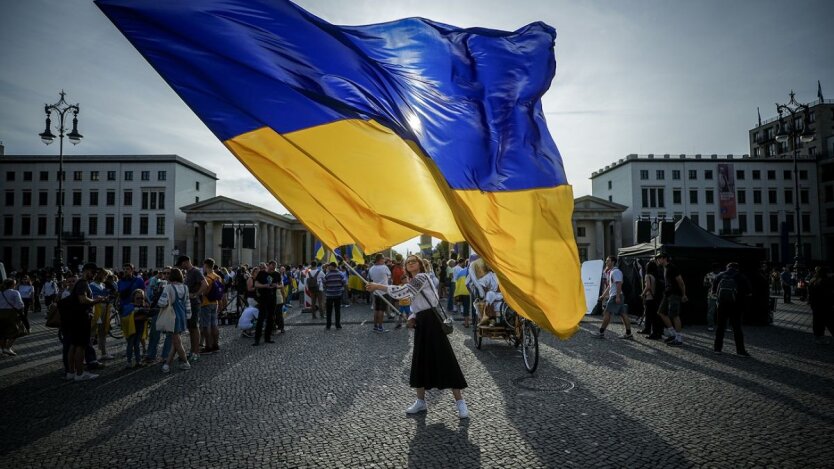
[{"x1": 366, "y1": 254, "x2": 469, "y2": 419}]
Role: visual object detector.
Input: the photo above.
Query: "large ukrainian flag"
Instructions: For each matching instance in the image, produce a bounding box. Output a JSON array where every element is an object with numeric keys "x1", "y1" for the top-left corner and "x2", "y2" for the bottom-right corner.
[{"x1": 97, "y1": 0, "x2": 585, "y2": 337}]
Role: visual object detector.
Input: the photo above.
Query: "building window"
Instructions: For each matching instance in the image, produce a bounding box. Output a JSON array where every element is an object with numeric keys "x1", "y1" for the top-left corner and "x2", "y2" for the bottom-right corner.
[
  {"x1": 105, "y1": 246, "x2": 114, "y2": 267},
  {"x1": 641, "y1": 187, "x2": 665, "y2": 208},
  {"x1": 88, "y1": 246, "x2": 97, "y2": 264},
  {"x1": 738, "y1": 214, "x2": 747, "y2": 233},
  {"x1": 737, "y1": 190, "x2": 746, "y2": 204},
  {"x1": 107, "y1": 171, "x2": 116, "y2": 181},
  {"x1": 578, "y1": 245, "x2": 588, "y2": 263},
  {"x1": 802, "y1": 213, "x2": 811, "y2": 233},
  {"x1": 5, "y1": 191, "x2": 14, "y2": 207},
  {"x1": 156, "y1": 216, "x2": 165, "y2": 235},
  {"x1": 799, "y1": 170, "x2": 808, "y2": 180},
  {"x1": 139, "y1": 246, "x2": 148, "y2": 268},
  {"x1": 123, "y1": 215, "x2": 132, "y2": 235},
  {"x1": 673, "y1": 189, "x2": 682, "y2": 204},
  {"x1": 769, "y1": 213, "x2": 779, "y2": 233},
  {"x1": 3, "y1": 216, "x2": 12, "y2": 236},
  {"x1": 768, "y1": 190, "x2": 777, "y2": 204},
  {"x1": 784, "y1": 190, "x2": 793, "y2": 205},
  {"x1": 607, "y1": 180, "x2": 612, "y2": 190},
  {"x1": 37, "y1": 247, "x2": 46, "y2": 268},
  {"x1": 106, "y1": 191, "x2": 115, "y2": 206},
  {"x1": 39, "y1": 191, "x2": 48, "y2": 206},
  {"x1": 105, "y1": 216, "x2": 115, "y2": 235},
  {"x1": 5, "y1": 171, "x2": 14, "y2": 181},
  {"x1": 195, "y1": 181, "x2": 200, "y2": 191},
  {"x1": 752, "y1": 170, "x2": 761, "y2": 180},
  {"x1": 706, "y1": 214, "x2": 715, "y2": 233},
  {"x1": 736, "y1": 169, "x2": 745, "y2": 180},
  {"x1": 672, "y1": 170, "x2": 681, "y2": 180},
  {"x1": 124, "y1": 190, "x2": 133, "y2": 206},
  {"x1": 656, "y1": 170, "x2": 665, "y2": 180},
  {"x1": 704, "y1": 170, "x2": 713, "y2": 180},
  {"x1": 640, "y1": 170, "x2": 649, "y2": 180},
  {"x1": 141, "y1": 171, "x2": 150, "y2": 181},
  {"x1": 55, "y1": 191, "x2": 64, "y2": 206},
  {"x1": 155, "y1": 246, "x2": 165, "y2": 267},
  {"x1": 754, "y1": 147, "x2": 762, "y2": 157},
  {"x1": 73, "y1": 171, "x2": 83, "y2": 181},
  {"x1": 783, "y1": 170, "x2": 792, "y2": 180},
  {"x1": 140, "y1": 216, "x2": 149, "y2": 235},
  {"x1": 688, "y1": 170, "x2": 697, "y2": 180},
  {"x1": 705, "y1": 190, "x2": 714, "y2": 204},
  {"x1": 608, "y1": 196, "x2": 612, "y2": 202},
  {"x1": 722, "y1": 218, "x2": 731, "y2": 233},
  {"x1": 89, "y1": 191, "x2": 99, "y2": 206},
  {"x1": 690, "y1": 213, "x2": 699, "y2": 226},
  {"x1": 785, "y1": 213, "x2": 795, "y2": 233},
  {"x1": 71, "y1": 216, "x2": 81, "y2": 234},
  {"x1": 576, "y1": 226, "x2": 586, "y2": 237},
  {"x1": 800, "y1": 189, "x2": 809, "y2": 205},
  {"x1": 22, "y1": 191, "x2": 32, "y2": 207},
  {"x1": 689, "y1": 190, "x2": 698, "y2": 204},
  {"x1": 23, "y1": 171, "x2": 32, "y2": 181},
  {"x1": 122, "y1": 246, "x2": 131, "y2": 265},
  {"x1": 767, "y1": 170, "x2": 776, "y2": 180},
  {"x1": 673, "y1": 212, "x2": 683, "y2": 221},
  {"x1": 158, "y1": 171, "x2": 167, "y2": 181},
  {"x1": 89, "y1": 216, "x2": 98, "y2": 235},
  {"x1": 72, "y1": 191, "x2": 82, "y2": 206},
  {"x1": 753, "y1": 190, "x2": 762, "y2": 204},
  {"x1": 90, "y1": 171, "x2": 99, "y2": 181},
  {"x1": 754, "y1": 214, "x2": 763, "y2": 232},
  {"x1": 125, "y1": 171, "x2": 133, "y2": 181},
  {"x1": 21, "y1": 216, "x2": 31, "y2": 236},
  {"x1": 37, "y1": 216, "x2": 47, "y2": 236},
  {"x1": 195, "y1": 196, "x2": 199, "y2": 203},
  {"x1": 40, "y1": 171, "x2": 48, "y2": 181},
  {"x1": 159, "y1": 192, "x2": 165, "y2": 210}
]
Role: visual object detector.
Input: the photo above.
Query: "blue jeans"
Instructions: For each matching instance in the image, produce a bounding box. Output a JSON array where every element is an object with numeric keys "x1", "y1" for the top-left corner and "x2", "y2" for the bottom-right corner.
[{"x1": 145, "y1": 316, "x2": 172, "y2": 360}]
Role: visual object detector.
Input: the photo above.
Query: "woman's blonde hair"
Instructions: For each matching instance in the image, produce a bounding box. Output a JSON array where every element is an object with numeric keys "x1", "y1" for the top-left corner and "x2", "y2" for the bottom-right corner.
[{"x1": 470, "y1": 258, "x2": 490, "y2": 280}]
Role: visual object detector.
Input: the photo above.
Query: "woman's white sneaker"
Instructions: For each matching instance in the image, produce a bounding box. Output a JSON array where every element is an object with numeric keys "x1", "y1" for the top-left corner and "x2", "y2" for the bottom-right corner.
[
  {"x1": 456, "y1": 400, "x2": 469, "y2": 419},
  {"x1": 405, "y1": 399, "x2": 427, "y2": 414}
]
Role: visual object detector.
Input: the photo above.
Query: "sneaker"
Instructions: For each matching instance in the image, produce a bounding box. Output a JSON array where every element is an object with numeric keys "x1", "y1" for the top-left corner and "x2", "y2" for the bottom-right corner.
[
  {"x1": 4, "y1": 348, "x2": 17, "y2": 357},
  {"x1": 190, "y1": 353, "x2": 200, "y2": 363},
  {"x1": 373, "y1": 326, "x2": 382, "y2": 334},
  {"x1": 591, "y1": 331, "x2": 605, "y2": 339},
  {"x1": 664, "y1": 335, "x2": 677, "y2": 343},
  {"x1": 737, "y1": 351, "x2": 751, "y2": 358},
  {"x1": 162, "y1": 364, "x2": 170, "y2": 373},
  {"x1": 707, "y1": 326, "x2": 715, "y2": 332},
  {"x1": 405, "y1": 400, "x2": 427, "y2": 414},
  {"x1": 456, "y1": 400, "x2": 469, "y2": 419},
  {"x1": 179, "y1": 362, "x2": 192, "y2": 370},
  {"x1": 65, "y1": 372, "x2": 76, "y2": 381},
  {"x1": 74, "y1": 372, "x2": 99, "y2": 381},
  {"x1": 667, "y1": 339, "x2": 683, "y2": 347},
  {"x1": 620, "y1": 333, "x2": 635, "y2": 340}
]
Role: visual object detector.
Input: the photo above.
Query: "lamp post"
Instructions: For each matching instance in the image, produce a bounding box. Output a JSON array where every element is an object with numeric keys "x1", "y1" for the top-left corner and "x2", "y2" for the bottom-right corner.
[
  {"x1": 774, "y1": 90, "x2": 815, "y2": 273},
  {"x1": 39, "y1": 91, "x2": 83, "y2": 278}
]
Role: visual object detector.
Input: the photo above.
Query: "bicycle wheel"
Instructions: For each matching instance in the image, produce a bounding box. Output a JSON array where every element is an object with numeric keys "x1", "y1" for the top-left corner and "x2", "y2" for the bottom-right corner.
[
  {"x1": 521, "y1": 320, "x2": 539, "y2": 373},
  {"x1": 109, "y1": 309, "x2": 123, "y2": 339}
]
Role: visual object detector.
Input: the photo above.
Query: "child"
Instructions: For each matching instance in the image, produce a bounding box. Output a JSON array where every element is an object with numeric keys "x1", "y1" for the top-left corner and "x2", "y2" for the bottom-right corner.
[{"x1": 124, "y1": 289, "x2": 149, "y2": 368}]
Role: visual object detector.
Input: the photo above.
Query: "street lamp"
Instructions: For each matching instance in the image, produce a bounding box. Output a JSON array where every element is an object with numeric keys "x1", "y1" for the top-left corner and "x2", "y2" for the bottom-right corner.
[
  {"x1": 39, "y1": 90, "x2": 83, "y2": 278},
  {"x1": 774, "y1": 90, "x2": 814, "y2": 273}
]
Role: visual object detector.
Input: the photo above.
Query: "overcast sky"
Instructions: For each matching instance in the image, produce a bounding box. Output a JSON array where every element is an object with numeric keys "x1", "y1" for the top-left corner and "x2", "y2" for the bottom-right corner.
[{"x1": 2, "y1": 0, "x2": 833, "y2": 254}]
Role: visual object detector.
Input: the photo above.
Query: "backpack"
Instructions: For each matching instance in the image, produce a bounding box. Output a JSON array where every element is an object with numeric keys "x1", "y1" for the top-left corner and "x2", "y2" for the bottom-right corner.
[
  {"x1": 206, "y1": 274, "x2": 225, "y2": 301},
  {"x1": 54, "y1": 290, "x2": 82, "y2": 328},
  {"x1": 717, "y1": 275, "x2": 738, "y2": 304},
  {"x1": 306, "y1": 270, "x2": 321, "y2": 292}
]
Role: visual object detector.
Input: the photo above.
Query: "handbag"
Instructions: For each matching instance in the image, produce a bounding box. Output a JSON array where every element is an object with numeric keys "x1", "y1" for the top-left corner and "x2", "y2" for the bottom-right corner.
[
  {"x1": 155, "y1": 285, "x2": 176, "y2": 333},
  {"x1": 2, "y1": 292, "x2": 27, "y2": 337},
  {"x1": 419, "y1": 276, "x2": 453, "y2": 335}
]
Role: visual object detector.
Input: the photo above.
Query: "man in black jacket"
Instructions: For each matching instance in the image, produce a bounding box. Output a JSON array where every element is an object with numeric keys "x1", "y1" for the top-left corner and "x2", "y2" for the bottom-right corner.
[{"x1": 712, "y1": 262, "x2": 751, "y2": 357}]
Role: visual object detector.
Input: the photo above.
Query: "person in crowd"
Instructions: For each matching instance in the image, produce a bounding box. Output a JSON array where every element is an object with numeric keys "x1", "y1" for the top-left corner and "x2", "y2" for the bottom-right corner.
[
  {"x1": 238, "y1": 298, "x2": 259, "y2": 338},
  {"x1": 366, "y1": 254, "x2": 469, "y2": 418},
  {"x1": 711, "y1": 262, "x2": 751, "y2": 357},
  {"x1": 703, "y1": 263, "x2": 721, "y2": 332},
  {"x1": 32, "y1": 274, "x2": 42, "y2": 313},
  {"x1": 637, "y1": 261, "x2": 659, "y2": 339},
  {"x1": 445, "y1": 259, "x2": 456, "y2": 313},
  {"x1": 655, "y1": 252, "x2": 687, "y2": 347},
  {"x1": 808, "y1": 266, "x2": 834, "y2": 345},
  {"x1": 390, "y1": 256, "x2": 405, "y2": 319},
  {"x1": 15, "y1": 275, "x2": 34, "y2": 335},
  {"x1": 143, "y1": 267, "x2": 172, "y2": 364},
  {"x1": 770, "y1": 267, "x2": 781, "y2": 296},
  {"x1": 593, "y1": 256, "x2": 634, "y2": 340},
  {"x1": 155, "y1": 268, "x2": 192, "y2": 373},
  {"x1": 253, "y1": 260, "x2": 282, "y2": 345},
  {"x1": 324, "y1": 262, "x2": 346, "y2": 330},
  {"x1": 124, "y1": 289, "x2": 150, "y2": 368},
  {"x1": 780, "y1": 265, "x2": 794, "y2": 304},
  {"x1": 200, "y1": 258, "x2": 222, "y2": 354},
  {"x1": 453, "y1": 259, "x2": 471, "y2": 327},
  {"x1": 68, "y1": 263, "x2": 108, "y2": 381},
  {"x1": 368, "y1": 254, "x2": 392, "y2": 333},
  {"x1": 0, "y1": 278, "x2": 24, "y2": 356},
  {"x1": 348, "y1": 262, "x2": 365, "y2": 304},
  {"x1": 90, "y1": 269, "x2": 115, "y2": 360},
  {"x1": 42, "y1": 273, "x2": 59, "y2": 310},
  {"x1": 177, "y1": 256, "x2": 204, "y2": 363}
]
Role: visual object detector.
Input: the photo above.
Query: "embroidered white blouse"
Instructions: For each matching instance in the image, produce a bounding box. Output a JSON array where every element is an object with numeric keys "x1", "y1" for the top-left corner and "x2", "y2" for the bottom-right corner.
[{"x1": 385, "y1": 273, "x2": 439, "y2": 320}]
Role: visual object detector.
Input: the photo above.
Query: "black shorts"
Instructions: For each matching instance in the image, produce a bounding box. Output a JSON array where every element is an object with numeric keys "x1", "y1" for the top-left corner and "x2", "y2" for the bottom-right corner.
[
  {"x1": 187, "y1": 299, "x2": 200, "y2": 329},
  {"x1": 69, "y1": 314, "x2": 91, "y2": 347},
  {"x1": 373, "y1": 294, "x2": 391, "y2": 311}
]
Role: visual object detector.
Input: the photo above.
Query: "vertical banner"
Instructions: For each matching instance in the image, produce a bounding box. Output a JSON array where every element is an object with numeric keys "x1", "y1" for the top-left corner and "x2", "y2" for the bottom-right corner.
[{"x1": 718, "y1": 163, "x2": 737, "y2": 219}]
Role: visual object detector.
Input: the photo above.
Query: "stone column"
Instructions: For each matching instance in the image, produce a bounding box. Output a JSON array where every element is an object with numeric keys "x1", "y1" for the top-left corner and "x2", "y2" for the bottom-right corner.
[
  {"x1": 212, "y1": 221, "x2": 223, "y2": 263},
  {"x1": 595, "y1": 220, "x2": 604, "y2": 260},
  {"x1": 271, "y1": 225, "x2": 278, "y2": 262},
  {"x1": 282, "y1": 228, "x2": 289, "y2": 264},
  {"x1": 196, "y1": 222, "x2": 205, "y2": 261},
  {"x1": 258, "y1": 222, "x2": 268, "y2": 263},
  {"x1": 305, "y1": 232, "x2": 312, "y2": 263},
  {"x1": 203, "y1": 221, "x2": 214, "y2": 264},
  {"x1": 186, "y1": 222, "x2": 195, "y2": 262},
  {"x1": 613, "y1": 219, "x2": 623, "y2": 255}
]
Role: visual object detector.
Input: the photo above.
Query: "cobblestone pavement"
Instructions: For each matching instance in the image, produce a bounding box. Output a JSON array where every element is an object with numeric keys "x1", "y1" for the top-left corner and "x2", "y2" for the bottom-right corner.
[{"x1": 2, "y1": 299, "x2": 833, "y2": 468}]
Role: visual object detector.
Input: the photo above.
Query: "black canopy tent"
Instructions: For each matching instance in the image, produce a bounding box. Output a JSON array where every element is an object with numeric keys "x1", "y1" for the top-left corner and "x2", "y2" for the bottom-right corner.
[{"x1": 617, "y1": 217, "x2": 770, "y2": 325}]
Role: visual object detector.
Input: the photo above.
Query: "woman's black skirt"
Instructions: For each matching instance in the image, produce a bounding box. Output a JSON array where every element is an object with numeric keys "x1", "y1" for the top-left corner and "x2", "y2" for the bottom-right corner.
[{"x1": 410, "y1": 308, "x2": 467, "y2": 390}]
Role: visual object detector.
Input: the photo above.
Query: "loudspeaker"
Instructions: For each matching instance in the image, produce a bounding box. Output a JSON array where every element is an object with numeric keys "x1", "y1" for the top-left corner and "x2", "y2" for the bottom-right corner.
[
  {"x1": 636, "y1": 220, "x2": 652, "y2": 243},
  {"x1": 660, "y1": 221, "x2": 675, "y2": 244}
]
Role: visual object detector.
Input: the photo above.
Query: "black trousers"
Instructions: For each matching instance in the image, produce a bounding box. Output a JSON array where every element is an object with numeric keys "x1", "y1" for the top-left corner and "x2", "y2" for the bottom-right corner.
[
  {"x1": 811, "y1": 305, "x2": 834, "y2": 338},
  {"x1": 326, "y1": 296, "x2": 341, "y2": 329},
  {"x1": 783, "y1": 284, "x2": 791, "y2": 303},
  {"x1": 273, "y1": 303, "x2": 285, "y2": 332},
  {"x1": 714, "y1": 300, "x2": 746, "y2": 353},
  {"x1": 255, "y1": 302, "x2": 276, "y2": 341}
]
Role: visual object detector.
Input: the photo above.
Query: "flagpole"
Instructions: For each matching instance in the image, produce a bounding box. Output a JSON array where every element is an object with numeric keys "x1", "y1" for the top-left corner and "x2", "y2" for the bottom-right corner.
[{"x1": 334, "y1": 254, "x2": 401, "y2": 314}]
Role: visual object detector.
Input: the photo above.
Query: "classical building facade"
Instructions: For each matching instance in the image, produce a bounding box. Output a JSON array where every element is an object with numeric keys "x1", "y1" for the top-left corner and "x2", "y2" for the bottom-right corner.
[
  {"x1": 0, "y1": 149, "x2": 217, "y2": 271},
  {"x1": 590, "y1": 153, "x2": 821, "y2": 263},
  {"x1": 180, "y1": 196, "x2": 312, "y2": 267},
  {"x1": 572, "y1": 196, "x2": 627, "y2": 262}
]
